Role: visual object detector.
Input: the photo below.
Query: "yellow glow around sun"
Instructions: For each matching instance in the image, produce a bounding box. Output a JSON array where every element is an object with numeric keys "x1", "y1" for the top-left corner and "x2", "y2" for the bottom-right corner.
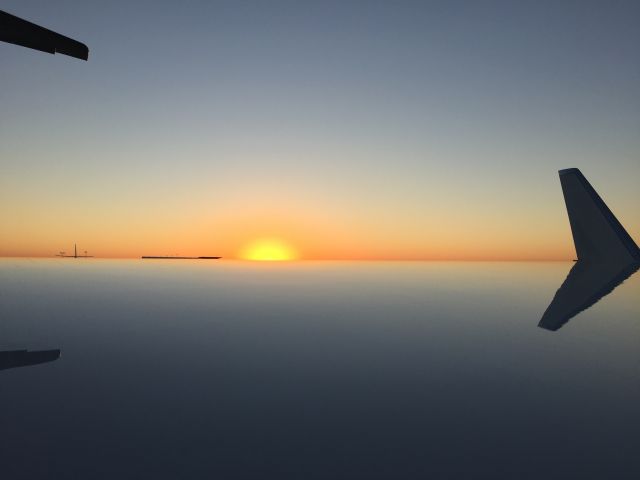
[{"x1": 239, "y1": 238, "x2": 299, "y2": 261}]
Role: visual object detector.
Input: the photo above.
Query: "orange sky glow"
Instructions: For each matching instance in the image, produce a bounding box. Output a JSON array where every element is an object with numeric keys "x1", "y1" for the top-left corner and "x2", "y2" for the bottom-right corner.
[{"x1": 1, "y1": 0, "x2": 639, "y2": 261}]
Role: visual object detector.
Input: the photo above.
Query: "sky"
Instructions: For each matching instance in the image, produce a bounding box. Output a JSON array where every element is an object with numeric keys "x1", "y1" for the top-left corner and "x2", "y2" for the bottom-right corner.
[{"x1": 1, "y1": 0, "x2": 639, "y2": 260}]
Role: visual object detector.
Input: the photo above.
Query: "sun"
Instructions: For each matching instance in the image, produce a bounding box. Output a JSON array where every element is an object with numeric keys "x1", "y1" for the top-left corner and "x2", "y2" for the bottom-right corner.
[{"x1": 239, "y1": 238, "x2": 299, "y2": 261}]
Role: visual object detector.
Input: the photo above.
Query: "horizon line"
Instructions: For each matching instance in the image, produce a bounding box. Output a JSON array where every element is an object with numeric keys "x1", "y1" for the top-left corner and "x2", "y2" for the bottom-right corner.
[{"x1": 0, "y1": 255, "x2": 576, "y2": 262}]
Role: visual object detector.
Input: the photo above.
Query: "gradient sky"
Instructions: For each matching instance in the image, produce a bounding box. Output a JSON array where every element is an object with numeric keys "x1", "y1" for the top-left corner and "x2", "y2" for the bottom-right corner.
[{"x1": 1, "y1": 0, "x2": 638, "y2": 260}]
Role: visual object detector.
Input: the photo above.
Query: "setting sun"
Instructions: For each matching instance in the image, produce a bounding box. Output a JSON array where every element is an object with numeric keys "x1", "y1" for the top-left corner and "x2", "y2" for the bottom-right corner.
[{"x1": 239, "y1": 238, "x2": 299, "y2": 261}]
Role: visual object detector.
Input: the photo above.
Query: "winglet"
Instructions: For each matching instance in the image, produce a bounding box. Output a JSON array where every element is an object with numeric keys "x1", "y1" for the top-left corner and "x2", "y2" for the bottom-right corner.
[
  {"x1": 0, "y1": 10, "x2": 88, "y2": 60},
  {"x1": 559, "y1": 168, "x2": 640, "y2": 263}
]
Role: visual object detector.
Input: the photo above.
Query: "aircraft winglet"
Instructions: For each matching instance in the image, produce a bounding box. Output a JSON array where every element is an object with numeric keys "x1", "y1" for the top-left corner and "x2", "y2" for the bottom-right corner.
[
  {"x1": 559, "y1": 168, "x2": 640, "y2": 263},
  {"x1": 539, "y1": 169, "x2": 639, "y2": 330}
]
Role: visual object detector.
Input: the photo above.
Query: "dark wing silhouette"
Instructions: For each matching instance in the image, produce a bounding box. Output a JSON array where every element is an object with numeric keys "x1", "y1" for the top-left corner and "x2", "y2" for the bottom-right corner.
[
  {"x1": 539, "y1": 260, "x2": 639, "y2": 331},
  {"x1": 559, "y1": 168, "x2": 640, "y2": 263},
  {"x1": 0, "y1": 349, "x2": 61, "y2": 371},
  {"x1": 539, "y1": 168, "x2": 640, "y2": 331},
  {"x1": 0, "y1": 10, "x2": 88, "y2": 60}
]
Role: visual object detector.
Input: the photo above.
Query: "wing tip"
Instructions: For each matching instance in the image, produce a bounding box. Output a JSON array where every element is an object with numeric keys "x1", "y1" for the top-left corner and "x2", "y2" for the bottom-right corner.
[
  {"x1": 0, "y1": 9, "x2": 89, "y2": 61},
  {"x1": 57, "y1": 42, "x2": 89, "y2": 60}
]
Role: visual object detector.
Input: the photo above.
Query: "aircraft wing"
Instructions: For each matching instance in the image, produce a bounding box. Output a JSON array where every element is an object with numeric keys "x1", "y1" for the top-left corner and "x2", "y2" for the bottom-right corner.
[
  {"x1": 0, "y1": 9, "x2": 88, "y2": 60},
  {"x1": 539, "y1": 260, "x2": 639, "y2": 331},
  {"x1": 539, "y1": 168, "x2": 640, "y2": 330},
  {"x1": 0, "y1": 349, "x2": 61, "y2": 371}
]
